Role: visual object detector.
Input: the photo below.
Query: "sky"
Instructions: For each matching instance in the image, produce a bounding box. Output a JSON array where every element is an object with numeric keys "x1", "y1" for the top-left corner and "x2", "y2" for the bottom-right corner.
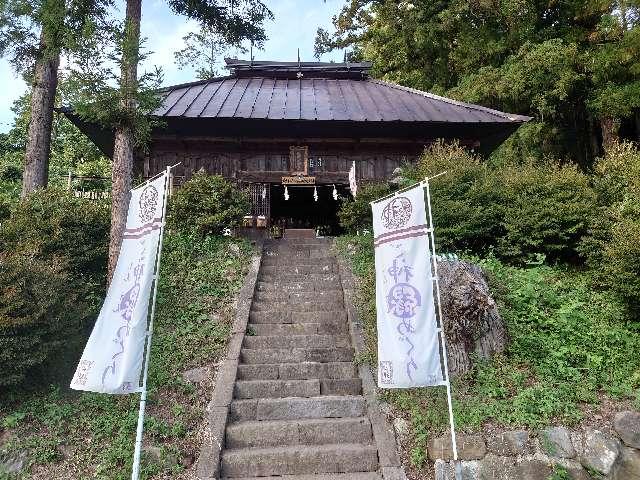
[{"x1": 0, "y1": 0, "x2": 345, "y2": 133}]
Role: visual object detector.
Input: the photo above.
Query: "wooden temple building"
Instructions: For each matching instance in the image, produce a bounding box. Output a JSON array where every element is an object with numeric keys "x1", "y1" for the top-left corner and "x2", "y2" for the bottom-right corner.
[{"x1": 67, "y1": 58, "x2": 529, "y2": 235}]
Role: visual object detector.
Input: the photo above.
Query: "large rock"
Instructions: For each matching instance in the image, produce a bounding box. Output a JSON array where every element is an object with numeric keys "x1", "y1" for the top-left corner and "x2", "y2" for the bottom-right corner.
[
  {"x1": 540, "y1": 426, "x2": 576, "y2": 458},
  {"x1": 514, "y1": 459, "x2": 553, "y2": 480},
  {"x1": 614, "y1": 411, "x2": 640, "y2": 448},
  {"x1": 434, "y1": 459, "x2": 480, "y2": 480},
  {"x1": 437, "y1": 261, "x2": 507, "y2": 376},
  {"x1": 580, "y1": 429, "x2": 621, "y2": 475},
  {"x1": 0, "y1": 451, "x2": 27, "y2": 475},
  {"x1": 478, "y1": 454, "x2": 517, "y2": 480},
  {"x1": 487, "y1": 430, "x2": 530, "y2": 456},
  {"x1": 182, "y1": 366, "x2": 211, "y2": 384},
  {"x1": 393, "y1": 417, "x2": 411, "y2": 443},
  {"x1": 611, "y1": 447, "x2": 640, "y2": 480},
  {"x1": 428, "y1": 434, "x2": 487, "y2": 461}
]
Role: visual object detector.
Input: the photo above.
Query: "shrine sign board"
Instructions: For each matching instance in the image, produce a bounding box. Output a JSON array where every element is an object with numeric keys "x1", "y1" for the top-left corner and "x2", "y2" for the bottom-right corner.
[{"x1": 282, "y1": 176, "x2": 316, "y2": 185}]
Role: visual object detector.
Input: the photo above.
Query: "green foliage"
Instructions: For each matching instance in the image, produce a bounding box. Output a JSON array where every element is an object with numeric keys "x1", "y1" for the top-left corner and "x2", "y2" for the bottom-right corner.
[
  {"x1": 168, "y1": 173, "x2": 250, "y2": 237},
  {"x1": 0, "y1": 90, "x2": 112, "y2": 195},
  {"x1": 317, "y1": 0, "x2": 640, "y2": 166},
  {"x1": 0, "y1": 253, "x2": 94, "y2": 388},
  {"x1": 337, "y1": 183, "x2": 390, "y2": 233},
  {"x1": 581, "y1": 142, "x2": 640, "y2": 316},
  {"x1": 549, "y1": 465, "x2": 572, "y2": 480},
  {"x1": 151, "y1": 233, "x2": 252, "y2": 385},
  {"x1": 0, "y1": 233, "x2": 253, "y2": 477},
  {"x1": 403, "y1": 142, "x2": 597, "y2": 263},
  {"x1": 66, "y1": 28, "x2": 165, "y2": 151},
  {"x1": 0, "y1": 188, "x2": 110, "y2": 284},
  {"x1": 0, "y1": 189, "x2": 109, "y2": 388},
  {"x1": 66, "y1": 0, "x2": 272, "y2": 151},
  {"x1": 174, "y1": 24, "x2": 236, "y2": 79},
  {"x1": 0, "y1": 0, "x2": 111, "y2": 91},
  {"x1": 404, "y1": 141, "x2": 506, "y2": 255},
  {"x1": 495, "y1": 162, "x2": 596, "y2": 264},
  {"x1": 165, "y1": 0, "x2": 272, "y2": 46},
  {"x1": 336, "y1": 235, "x2": 640, "y2": 436}
]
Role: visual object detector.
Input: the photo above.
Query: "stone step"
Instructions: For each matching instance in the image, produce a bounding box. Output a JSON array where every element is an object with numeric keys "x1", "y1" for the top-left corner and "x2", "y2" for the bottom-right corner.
[
  {"x1": 259, "y1": 273, "x2": 341, "y2": 283},
  {"x1": 256, "y1": 281, "x2": 342, "y2": 293},
  {"x1": 281, "y1": 229, "x2": 318, "y2": 239},
  {"x1": 221, "y1": 443, "x2": 378, "y2": 478},
  {"x1": 265, "y1": 239, "x2": 329, "y2": 246},
  {"x1": 261, "y1": 264, "x2": 339, "y2": 275},
  {"x1": 225, "y1": 417, "x2": 373, "y2": 449},
  {"x1": 243, "y1": 334, "x2": 350, "y2": 350},
  {"x1": 252, "y1": 299, "x2": 344, "y2": 313},
  {"x1": 249, "y1": 310, "x2": 347, "y2": 324},
  {"x1": 229, "y1": 395, "x2": 366, "y2": 422},
  {"x1": 234, "y1": 378, "x2": 362, "y2": 399},
  {"x1": 254, "y1": 290, "x2": 343, "y2": 302},
  {"x1": 261, "y1": 257, "x2": 337, "y2": 267},
  {"x1": 234, "y1": 379, "x2": 320, "y2": 399},
  {"x1": 263, "y1": 248, "x2": 331, "y2": 259},
  {"x1": 247, "y1": 322, "x2": 348, "y2": 336},
  {"x1": 237, "y1": 362, "x2": 357, "y2": 381},
  {"x1": 225, "y1": 474, "x2": 381, "y2": 480},
  {"x1": 241, "y1": 347, "x2": 354, "y2": 365}
]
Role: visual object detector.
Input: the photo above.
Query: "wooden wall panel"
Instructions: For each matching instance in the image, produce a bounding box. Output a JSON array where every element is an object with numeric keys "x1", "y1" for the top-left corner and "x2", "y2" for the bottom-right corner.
[{"x1": 148, "y1": 139, "x2": 425, "y2": 183}]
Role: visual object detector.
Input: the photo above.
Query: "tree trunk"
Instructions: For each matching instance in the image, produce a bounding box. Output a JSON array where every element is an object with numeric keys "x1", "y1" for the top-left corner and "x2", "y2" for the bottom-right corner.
[
  {"x1": 601, "y1": 116, "x2": 621, "y2": 150},
  {"x1": 635, "y1": 109, "x2": 640, "y2": 143},
  {"x1": 437, "y1": 260, "x2": 507, "y2": 377},
  {"x1": 587, "y1": 112, "x2": 602, "y2": 160},
  {"x1": 21, "y1": 32, "x2": 60, "y2": 198},
  {"x1": 108, "y1": 0, "x2": 142, "y2": 281}
]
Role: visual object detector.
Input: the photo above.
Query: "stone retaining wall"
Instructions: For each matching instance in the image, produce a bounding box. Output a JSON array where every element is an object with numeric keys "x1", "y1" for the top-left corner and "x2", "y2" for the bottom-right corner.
[{"x1": 428, "y1": 411, "x2": 640, "y2": 479}]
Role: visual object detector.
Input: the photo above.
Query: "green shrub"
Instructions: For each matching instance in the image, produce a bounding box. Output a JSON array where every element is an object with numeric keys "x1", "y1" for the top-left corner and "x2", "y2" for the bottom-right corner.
[
  {"x1": 403, "y1": 141, "x2": 596, "y2": 263},
  {"x1": 581, "y1": 142, "x2": 640, "y2": 316},
  {"x1": 0, "y1": 192, "x2": 14, "y2": 221},
  {"x1": 168, "y1": 173, "x2": 249, "y2": 236},
  {"x1": 337, "y1": 183, "x2": 391, "y2": 233},
  {"x1": 600, "y1": 213, "x2": 640, "y2": 315},
  {"x1": 0, "y1": 189, "x2": 109, "y2": 389},
  {"x1": 336, "y1": 235, "x2": 640, "y2": 431},
  {"x1": 0, "y1": 188, "x2": 110, "y2": 285},
  {"x1": 404, "y1": 141, "x2": 506, "y2": 254},
  {"x1": 0, "y1": 162, "x2": 22, "y2": 183},
  {"x1": 496, "y1": 162, "x2": 596, "y2": 264},
  {"x1": 0, "y1": 252, "x2": 94, "y2": 387}
]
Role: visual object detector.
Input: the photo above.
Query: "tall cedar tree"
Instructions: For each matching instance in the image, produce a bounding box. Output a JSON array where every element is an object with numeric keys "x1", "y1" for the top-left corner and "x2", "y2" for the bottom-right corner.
[
  {"x1": 174, "y1": 24, "x2": 241, "y2": 80},
  {"x1": 316, "y1": 0, "x2": 640, "y2": 166},
  {"x1": 0, "y1": 0, "x2": 109, "y2": 197},
  {"x1": 109, "y1": 0, "x2": 270, "y2": 278}
]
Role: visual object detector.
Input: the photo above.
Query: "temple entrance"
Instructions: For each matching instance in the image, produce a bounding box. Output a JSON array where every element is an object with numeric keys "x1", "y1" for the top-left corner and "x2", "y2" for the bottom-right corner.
[{"x1": 270, "y1": 184, "x2": 348, "y2": 236}]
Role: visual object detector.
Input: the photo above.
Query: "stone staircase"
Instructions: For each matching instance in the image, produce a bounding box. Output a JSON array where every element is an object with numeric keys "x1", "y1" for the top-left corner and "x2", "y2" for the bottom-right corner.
[{"x1": 219, "y1": 235, "x2": 382, "y2": 479}]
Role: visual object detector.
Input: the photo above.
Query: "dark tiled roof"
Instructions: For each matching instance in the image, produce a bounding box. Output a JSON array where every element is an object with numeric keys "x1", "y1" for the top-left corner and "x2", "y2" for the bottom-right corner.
[{"x1": 154, "y1": 76, "x2": 529, "y2": 124}]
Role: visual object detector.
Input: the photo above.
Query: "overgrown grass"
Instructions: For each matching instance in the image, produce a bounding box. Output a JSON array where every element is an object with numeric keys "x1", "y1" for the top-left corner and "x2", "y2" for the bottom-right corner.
[
  {"x1": 0, "y1": 233, "x2": 253, "y2": 479},
  {"x1": 335, "y1": 234, "x2": 640, "y2": 468}
]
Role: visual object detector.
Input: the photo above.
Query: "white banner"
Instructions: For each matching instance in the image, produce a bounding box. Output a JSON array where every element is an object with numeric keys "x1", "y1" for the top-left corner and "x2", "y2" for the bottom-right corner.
[
  {"x1": 71, "y1": 173, "x2": 168, "y2": 394},
  {"x1": 349, "y1": 161, "x2": 357, "y2": 197},
  {"x1": 371, "y1": 185, "x2": 444, "y2": 388}
]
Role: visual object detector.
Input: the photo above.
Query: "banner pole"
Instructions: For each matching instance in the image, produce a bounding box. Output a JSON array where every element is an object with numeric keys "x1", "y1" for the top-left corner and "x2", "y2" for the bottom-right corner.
[
  {"x1": 131, "y1": 166, "x2": 172, "y2": 480},
  {"x1": 424, "y1": 177, "x2": 461, "y2": 480}
]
